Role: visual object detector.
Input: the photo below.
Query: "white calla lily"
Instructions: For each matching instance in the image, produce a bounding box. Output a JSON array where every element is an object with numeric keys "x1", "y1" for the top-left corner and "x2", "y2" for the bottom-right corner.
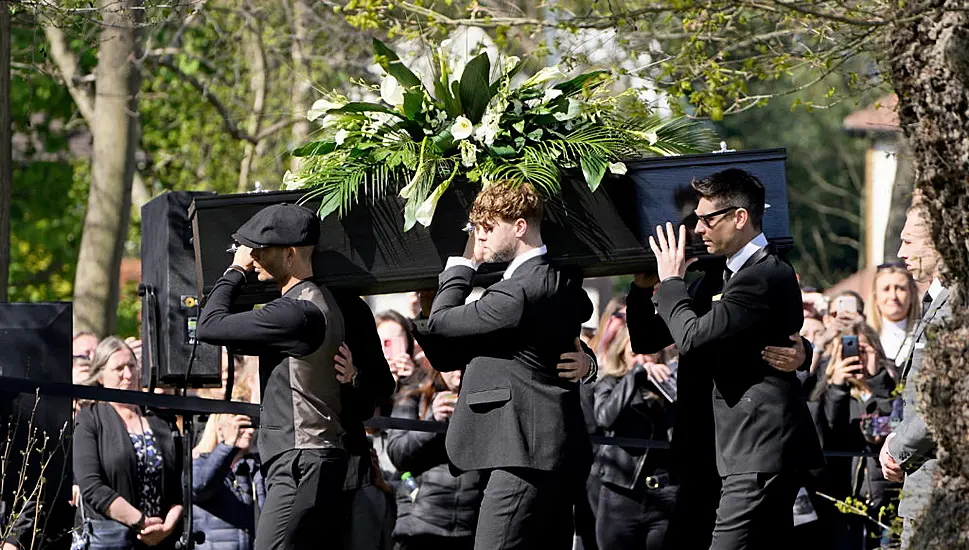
[
  {"x1": 334, "y1": 129, "x2": 348, "y2": 146},
  {"x1": 451, "y1": 116, "x2": 474, "y2": 140},
  {"x1": 543, "y1": 88, "x2": 564, "y2": 103},
  {"x1": 380, "y1": 74, "x2": 405, "y2": 106},
  {"x1": 282, "y1": 170, "x2": 307, "y2": 190},
  {"x1": 608, "y1": 162, "x2": 628, "y2": 175},
  {"x1": 523, "y1": 65, "x2": 564, "y2": 86},
  {"x1": 307, "y1": 98, "x2": 344, "y2": 121},
  {"x1": 415, "y1": 181, "x2": 452, "y2": 227}
]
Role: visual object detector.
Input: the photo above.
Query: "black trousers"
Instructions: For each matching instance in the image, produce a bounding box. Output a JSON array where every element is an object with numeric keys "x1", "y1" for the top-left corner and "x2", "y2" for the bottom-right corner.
[
  {"x1": 709, "y1": 472, "x2": 799, "y2": 550},
  {"x1": 596, "y1": 482, "x2": 676, "y2": 550},
  {"x1": 254, "y1": 448, "x2": 349, "y2": 550},
  {"x1": 473, "y1": 468, "x2": 574, "y2": 550},
  {"x1": 395, "y1": 535, "x2": 474, "y2": 550},
  {"x1": 662, "y1": 467, "x2": 721, "y2": 550}
]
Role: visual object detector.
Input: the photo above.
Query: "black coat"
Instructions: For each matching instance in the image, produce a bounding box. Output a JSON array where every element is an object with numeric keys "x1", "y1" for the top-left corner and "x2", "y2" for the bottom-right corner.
[
  {"x1": 651, "y1": 246, "x2": 824, "y2": 476},
  {"x1": 821, "y1": 369, "x2": 901, "y2": 511},
  {"x1": 418, "y1": 256, "x2": 593, "y2": 475},
  {"x1": 593, "y1": 366, "x2": 674, "y2": 490},
  {"x1": 73, "y1": 403, "x2": 183, "y2": 524},
  {"x1": 386, "y1": 394, "x2": 484, "y2": 539}
]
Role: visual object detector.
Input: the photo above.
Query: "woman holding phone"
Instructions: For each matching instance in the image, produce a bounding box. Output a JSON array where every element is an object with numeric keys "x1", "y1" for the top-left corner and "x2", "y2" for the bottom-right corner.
[
  {"x1": 375, "y1": 310, "x2": 425, "y2": 390},
  {"x1": 814, "y1": 322, "x2": 901, "y2": 549}
]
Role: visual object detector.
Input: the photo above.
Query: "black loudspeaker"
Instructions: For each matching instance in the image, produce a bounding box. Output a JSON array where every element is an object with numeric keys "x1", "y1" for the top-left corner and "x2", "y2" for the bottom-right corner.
[
  {"x1": 0, "y1": 303, "x2": 74, "y2": 546},
  {"x1": 142, "y1": 191, "x2": 221, "y2": 388}
]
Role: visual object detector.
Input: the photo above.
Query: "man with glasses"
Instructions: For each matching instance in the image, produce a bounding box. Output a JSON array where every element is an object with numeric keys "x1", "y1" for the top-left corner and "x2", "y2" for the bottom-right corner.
[{"x1": 627, "y1": 168, "x2": 822, "y2": 550}]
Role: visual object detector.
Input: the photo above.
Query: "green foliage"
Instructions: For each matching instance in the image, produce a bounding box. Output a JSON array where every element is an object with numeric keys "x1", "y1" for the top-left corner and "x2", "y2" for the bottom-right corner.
[{"x1": 295, "y1": 41, "x2": 715, "y2": 229}]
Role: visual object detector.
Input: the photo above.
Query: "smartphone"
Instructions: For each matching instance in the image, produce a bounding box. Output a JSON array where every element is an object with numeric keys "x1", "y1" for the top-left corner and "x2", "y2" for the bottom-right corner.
[
  {"x1": 837, "y1": 295, "x2": 859, "y2": 314},
  {"x1": 841, "y1": 335, "x2": 859, "y2": 358},
  {"x1": 382, "y1": 336, "x2": 406, "y2": 359}
]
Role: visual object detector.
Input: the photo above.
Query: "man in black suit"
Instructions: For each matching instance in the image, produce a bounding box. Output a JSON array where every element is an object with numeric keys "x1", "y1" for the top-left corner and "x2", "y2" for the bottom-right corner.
[
  {"x1": 645, "y1": 169, "x2": 824, "y2": 549},
  {"x1": 418, "y1": 181, "x2": 595, "y2": 550}
]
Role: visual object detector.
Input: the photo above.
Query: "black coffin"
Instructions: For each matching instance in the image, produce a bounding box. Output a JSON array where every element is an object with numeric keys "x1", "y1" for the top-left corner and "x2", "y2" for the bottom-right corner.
[{"x1": 190, "y1": 148, "x2": 792, "y2": 302}]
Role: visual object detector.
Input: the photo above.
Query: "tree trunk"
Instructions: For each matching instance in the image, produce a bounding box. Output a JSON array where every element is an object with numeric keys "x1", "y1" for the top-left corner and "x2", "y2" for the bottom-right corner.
[
  {"x1": 0, "y1": 0, "x2": 11, "y2": 302},
  {"x1": 890, "y1": 2, "x2": 969, "y2": 546},
  {"x1": 73, "y1": 0, "x2": 143, "y2": 336},
  {"x1": 288, "y1": 0, "x2": 312, "y2": 174},
  {"x1": 237, "y1": 8, "x2": 267, "y2": 193}
]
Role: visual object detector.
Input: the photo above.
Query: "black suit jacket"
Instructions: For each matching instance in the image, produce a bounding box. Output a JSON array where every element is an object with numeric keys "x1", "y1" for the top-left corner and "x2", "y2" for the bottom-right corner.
[
  {"x1": 651, "y1": 246, "x2": 824, "y2": 476},
  {"x1": 420, "y1": 256, "x2": 594, "y2": 474},
  {"x1": 627, "y1": 269, "x2": 722, "y2": 483}
]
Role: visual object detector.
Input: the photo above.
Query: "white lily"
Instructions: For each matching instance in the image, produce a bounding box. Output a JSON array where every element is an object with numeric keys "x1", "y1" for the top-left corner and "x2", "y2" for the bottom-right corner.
[
  {"x1": 334, "y1": 129, "x2": 348, "y2": 146},
  {"x1": 543, "y1": 88, "x2": 564, "y2": 103},
  {"x1": 380, "y1": 74, "x2": 405, "y2": 106},
  {"x1": 523, "y1": 65, "x2": 564, "y2": 87},
  {"x1": 282, "y1": 170, "x2": 307, "y2": 190},
  {"x1": 451, "y1": 116, "x2": 474, "y2": 140},
  {"x1": 415, "y1": 181, "x2": 452, "y2": 227},
  {"x1": 608, "y1": 162, "x2": 627, "y2": 175},
  {"x1": 307, "y1": 98, "x2": 344, "y2": 121},
  {"x1": 554, "y1": 98, "x2": 583, "y2": 121}
]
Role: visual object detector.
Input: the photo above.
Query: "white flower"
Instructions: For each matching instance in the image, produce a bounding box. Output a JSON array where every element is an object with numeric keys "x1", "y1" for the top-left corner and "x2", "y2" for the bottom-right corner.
[
  {"x1": 415, "y1": 181, "x2": 452, "y2": 227},
  {"x1": 543, "y1": 88, "x2": 564, "y2": 103},
  {"x1": 282, "y1": 170, "x2": 307, "y2": 190},
  {"x1": 503, "y1": 56, "x2": 521, "y2": 73},
  {"x1": 334, "y1": 129, "x2": 348, "y2": 146},
  {"x1": 459, "y1": 140, "x2": 477, "y2": 167},
  {"x1": 473, "y1": 121, "x2": 499, "y2": 146},
  {"x1": 554, "y1": 98, "x2": 583, "y2": 121},
  {"x1": 319, "y1": 114, "x2": 342, "y2": 128},
  {"x1": 380, "y1": 74, "x2": 405, "y2": 106},
  {"x1": 525, "y1": 98, "x2": 542, "y2": 109},
  {"x1": 608, "y1": 162, "x2": 627, "y2": 175},
  {"x1": 451, "y1": 116, "x2": 474, "y2": 140},
  {"x1": 645, "y1": 131, "x2": 658, "y2": 145},
  {"x1": 307, "y1": 98, "x2": 343, "y2": 121},
  {"x1": 524, "y1": 65, "x2": 564, "y2": 86}
]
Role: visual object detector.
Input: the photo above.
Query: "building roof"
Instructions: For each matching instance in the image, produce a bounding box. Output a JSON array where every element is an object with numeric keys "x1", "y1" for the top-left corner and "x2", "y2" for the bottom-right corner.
[{"x1": 843, "y1": 94, "x2": 900, "y2": 134}]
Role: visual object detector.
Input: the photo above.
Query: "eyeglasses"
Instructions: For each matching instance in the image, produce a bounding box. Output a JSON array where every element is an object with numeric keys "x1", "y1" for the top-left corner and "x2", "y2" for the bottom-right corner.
[{"x1": 694, "y1": 206, "x2": 740, "y2": 227}]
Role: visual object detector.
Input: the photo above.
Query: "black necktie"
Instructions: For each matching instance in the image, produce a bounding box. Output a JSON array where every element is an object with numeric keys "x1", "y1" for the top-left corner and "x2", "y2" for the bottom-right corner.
[
  {"x1": 921, "y1": 291, "x2": 933, "y2": 317},
  {"x1": 723, "y1": 266, "x2": 733, "y2": 287}
]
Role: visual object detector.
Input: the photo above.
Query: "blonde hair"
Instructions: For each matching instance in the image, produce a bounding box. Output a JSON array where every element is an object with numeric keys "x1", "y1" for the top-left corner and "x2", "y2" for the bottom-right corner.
[
  {"x1": 81, "y1": 336, "x2": 136, "y2": 388},
  {"x1": 469, "y1": 180, "x2": 544, "y2": 225},
  {"x1": 602, "y1": 327, "x2": 634, "y2": 378},
  {"x1": 192, "y1": 372, "x2": 256, "y2": 458},
  {"x1": 867, "y1": 266, "x2": 920, "y2": 333}
]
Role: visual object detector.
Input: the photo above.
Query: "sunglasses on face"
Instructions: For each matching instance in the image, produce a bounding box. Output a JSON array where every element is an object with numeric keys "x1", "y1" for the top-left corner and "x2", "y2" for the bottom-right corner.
[{"x1": 694, "y1": 206, "x2": 740, "y2": 227}]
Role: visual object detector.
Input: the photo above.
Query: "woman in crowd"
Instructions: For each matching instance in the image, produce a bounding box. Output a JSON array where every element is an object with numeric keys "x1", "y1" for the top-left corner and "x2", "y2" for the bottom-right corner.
[
  {"x1": 386, "y1": 369, "x2": 484, "y2": 550},
  {"x1": 815, "y1": 322, "x2": 901, "y2": 549},
  {"x1": 74, "y1": 337, "x2": 184, "y2": 549},
  {"x1": 191, "y1": 373, "x2": 263, "y2": 550},
  {"x1": 376, "y1": 310, "x2": 425, "y2": 391},
  {"x1": 866, "y1": 263, "x2": 920, "y2": 365},
  {"x1": 593, "y1": 326, "x2": 676, "y2": 550}
]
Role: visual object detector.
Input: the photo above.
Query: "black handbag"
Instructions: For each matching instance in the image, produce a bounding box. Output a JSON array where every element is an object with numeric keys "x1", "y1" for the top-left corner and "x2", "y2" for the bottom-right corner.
[{"x1": 72, "y1": 497, "x2": 135, "y2": 550}]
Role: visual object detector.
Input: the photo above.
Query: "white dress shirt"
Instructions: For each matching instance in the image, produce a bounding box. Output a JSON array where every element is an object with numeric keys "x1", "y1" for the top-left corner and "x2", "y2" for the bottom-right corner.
[
  {"x1": 880, "y1": 317, "x2": 908, "y2": 362},
  {"x1": 726, "y1": 232, "x2": 769, "y2": 274}
]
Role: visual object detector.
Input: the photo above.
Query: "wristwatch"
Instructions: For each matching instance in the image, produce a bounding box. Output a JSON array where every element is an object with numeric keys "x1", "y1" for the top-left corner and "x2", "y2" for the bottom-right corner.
[
  {"x1": 130, "y1": 512, "x2": 146, "y2": 533},
  {"x1": 350, "y1": 371, "x2": 361, "y2": 388}
]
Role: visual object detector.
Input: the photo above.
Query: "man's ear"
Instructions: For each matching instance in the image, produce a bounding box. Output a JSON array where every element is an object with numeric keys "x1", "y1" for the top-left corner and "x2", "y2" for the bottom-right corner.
[
  {"x1": 734, "y1": 208, "x2": 750, "y2": 231},
  {"x1": 515, "y1": 218, "x2": 528, "y2": 238}
]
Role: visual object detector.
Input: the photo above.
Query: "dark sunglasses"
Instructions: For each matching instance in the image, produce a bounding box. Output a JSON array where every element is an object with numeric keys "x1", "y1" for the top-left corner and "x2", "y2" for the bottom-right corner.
[{"x1": 695, "y1": 206, "x2": 740, "y2": 227}]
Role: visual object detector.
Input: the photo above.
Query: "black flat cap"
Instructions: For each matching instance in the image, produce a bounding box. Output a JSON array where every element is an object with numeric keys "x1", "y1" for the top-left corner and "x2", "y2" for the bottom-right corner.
[{"x1": 232, "y1": 203, "x2": 320, "y2": 249}]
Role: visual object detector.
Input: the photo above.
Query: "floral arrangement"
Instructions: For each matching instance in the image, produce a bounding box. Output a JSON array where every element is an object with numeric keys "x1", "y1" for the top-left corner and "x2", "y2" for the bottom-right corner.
[{"x1": 287, "y1": 39, "x2": 715, "y2": 230}]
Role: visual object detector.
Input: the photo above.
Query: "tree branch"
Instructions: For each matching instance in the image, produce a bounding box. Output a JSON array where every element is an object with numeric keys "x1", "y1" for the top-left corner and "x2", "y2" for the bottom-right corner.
[{"x1": 41, "y1": 24, "x2": 95, "y2": 122}]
